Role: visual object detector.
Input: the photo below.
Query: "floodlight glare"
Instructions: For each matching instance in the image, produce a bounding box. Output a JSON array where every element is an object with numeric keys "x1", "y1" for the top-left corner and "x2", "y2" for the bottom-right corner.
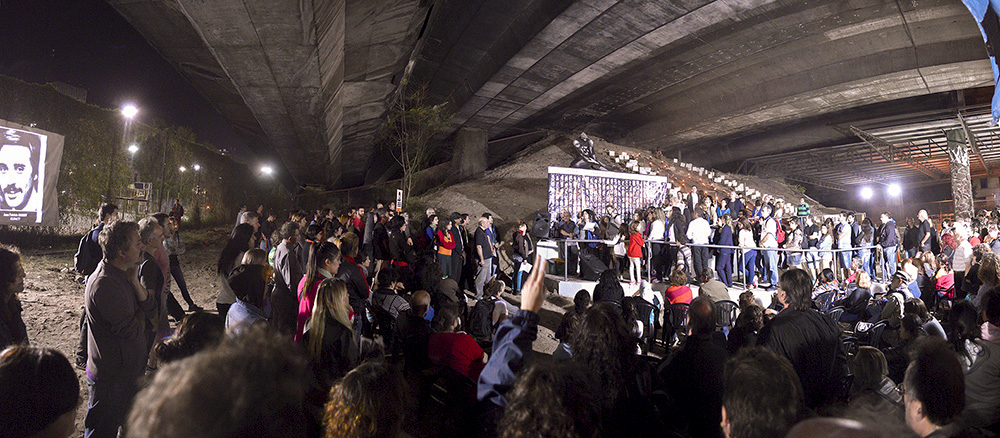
[
  {"x1": 860, "y1": 186, "x2": 873, "y2": 200},
  {"x1": 127, "y1": 144, "x2": 139, "y2": 154},
  {"x1": 193, "y1": 164, "x2": 201, "y2": 171},
  {"x1": 121, "y1": 104, "x2": 139, "y2": 119},
  {"x1": 261, "y1": 166, "x2": 274, "y2": 175},
  {"x1": 887, "y1": 184, "x2": 901, "y2": 197},
  {"x1": 179, "y1": 166, "x2": 187, "y2": 172}
]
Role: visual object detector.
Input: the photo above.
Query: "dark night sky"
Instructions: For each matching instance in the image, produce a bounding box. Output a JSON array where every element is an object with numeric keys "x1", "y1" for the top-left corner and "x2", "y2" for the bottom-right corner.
[{"x1": 0, "y1": 0, "x2": 246, "y2": 157}]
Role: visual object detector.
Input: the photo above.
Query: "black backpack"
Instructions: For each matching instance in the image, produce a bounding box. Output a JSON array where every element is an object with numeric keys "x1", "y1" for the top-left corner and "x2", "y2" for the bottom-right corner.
[
  {"x1": 468, "y1": 297, "x2": 496, "y2": 340},
  {"x1": 74, "y1": 227, "x2": 101, "y2": 276}
]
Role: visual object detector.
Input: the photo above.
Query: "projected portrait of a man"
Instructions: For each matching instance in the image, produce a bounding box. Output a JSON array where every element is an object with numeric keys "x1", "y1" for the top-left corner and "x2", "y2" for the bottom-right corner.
[{"x1": 0, "y1": 129, "x2": 42, "y2": 212}]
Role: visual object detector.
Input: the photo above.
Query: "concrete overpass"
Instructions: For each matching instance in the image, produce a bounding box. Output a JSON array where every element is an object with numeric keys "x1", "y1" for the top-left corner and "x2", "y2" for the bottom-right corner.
[{"x1": 107, "y1": 0, "x2": 992, "y2": 190}]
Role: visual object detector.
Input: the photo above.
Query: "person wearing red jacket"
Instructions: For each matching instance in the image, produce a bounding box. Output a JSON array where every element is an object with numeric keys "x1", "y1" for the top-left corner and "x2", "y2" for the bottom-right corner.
[{"x1": 437, "y1": 221, "x2": 457, "y2": 279}]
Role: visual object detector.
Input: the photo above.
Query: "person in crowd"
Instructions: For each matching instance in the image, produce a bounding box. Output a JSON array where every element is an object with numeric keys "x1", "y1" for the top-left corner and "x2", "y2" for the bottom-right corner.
[
  {"x1": 337, "y1": 233, "x2": 370, "y2": 334},
  {"x1": 813, "y1": 267, "x2": 840, "y2": 298},
  {"x1": 647, "y1": 207, "x2": 668, "y2": 282},
  {"x1": 436, "y1": 218, "x2": 457, "y2": 280},
  {"x1": 302, "y1": 278, "x2": 361, "y2": 393},
  {"x1": 715, "y1": 214, "x2": 735, "y2": 287},
  {"x1": 323, "y1": 361, "x2": 404, "y2": 438},
  {"x1": 429, "y1": 302, "x2": 487, "y2": 381},
  {"x1": 669, "y1": 206, "x2": 693, "y2": 281},
  {"x1": 226, "y1": 249, "x2": 271, "y2": 334},
  {"x1": 274, "y1": 222, "x2": 302, "y2": 291},
  {"x1": 294, "y1": 242, "x2": 342, "y2": 343},
  {"x1": 395, "y1": 290, "x2": 432, "y2": 373},
  {"x1": 424, "y1": 214, "x2": 439, "y2": 254},
  {"x1": 0, "y1": 345, "x2": 79, "y2": 438},
  {"x1": 593, "y1": 268, "x2": 625, "y2": 306},
  {"x1": 216, "y1": 223, "x2": 255, "y2": 320},
  {"x1": 128, "y1": 328, "x2": 312, "y2": 438},
  {"x1": 819, "y1": 220, "x2": 835, "y2": 271},
  {"x1": 665, "y1": 268, "x2": 693, "y2": 305},
  {"x1": 474, "y1": 217, "x2": 496, "y2": 299},
  {"x1": 738, "y1": 217, "x2": 757, "y2": 289},
  {"x1": 84, "y1": 220, "x2": 153, "y2": 438},
  {"x1": 803, "y1": 216, "x2": 820, "y2": 279},
  {"x1": 833, "y1": 271, "x2": 872, "y2": 324},
  {"x1": 786, "y1": 219, "x2": 805, "y2": 270},
  {"x1": 627, "y1": 220, "x2": 645, "y2": 285},
  {"x1": 858, "y1": 217, "x2": 875, "y2": 278},
  {"x1": 727, "y1": 305, "x2": 764, "y2": 355},
  {"x1": 904, "y1": 297, "x2": 946, "y2": 339},
  {"x1": 164, "y1": 216, "x2": 199, "y2": 312},
  {"x1": 903, "y1": 338, "x2": 974, "y2": 438},
  {"x1": 74, "y1": 203, "x2": 119, "y2": 368},
  {"x1": 947, "y1": 300, "x2": 1000, "y2": 429},
  {"x1": 698, "y1": 267, "x2": 731, "y2": 303},
  {"x1": 758, "y1": 268, "x2": 848, "y2": 409},
  {"x1": 297, "y1": 223, "x2": 324, "y2": 270},
  {"x1": 721, "y1": 347, "x2": 805, "y2": 438},
  {"x1": 661, "y1": 296, "x2": 727, "y2": 438},
  {"x1": 148, "y1": 214, "x2": 184, "y2": 324},
  {"x1": 686, "y1": 209, "x2": 712, "y2": 281},
  {"x1": 372, "y1": 267, "x2": 410, "y2": 319},
  {"x1": 449, "y1": 213, "x2": 468, "y2": 287},
  {"x1": 137, "y1": 217, "x2": 171, "y2": 344},
  {"x1": 879, "y1": 271, "x2": 910, "y2": 343},
  {"x1": 151, "y1": 312, "x2": 224, "y2": 367},
  {"x1": 851, "y1": 346, "x2": 902, "y2": 404},
  {"x1": 511, "y1": 220, "x2": 533, "y2": 295},
  {"x1": 935, "y1": 253, "x2": 956, "y2": 300},
  {"x1": 917, "y1": 210, "x2": 934, "y2": 253},
  {"x1": 554, "y1": 289, "x2": 591, "y2": 360},
  {"x1": 879, "y1": 212, "x2": 900, "y2": 282},
  {"x1": 835, "y1": 213, "x2": 853, "y2": 281},
  {"x1": 982, "y1": 288, "x2": 1000, "y2": 345},
  {"x1": 759, "y1": 204, "x2": 780, "y2": 291},
  {"x1": 953, "y1": 223, "x2": 974, "y2": 300},
  {"x1": 0, "y1": 245, "x2": 27, "y2": 349}
]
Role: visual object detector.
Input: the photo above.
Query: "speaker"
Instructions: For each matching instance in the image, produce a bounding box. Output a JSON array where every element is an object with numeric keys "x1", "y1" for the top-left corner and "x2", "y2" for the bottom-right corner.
[
  {"x1": 579, "y1": 251, "x2": 608, "y2": 281},
  {"x1": 531, "y1": 211, "x2": 551, "y2": 239}
]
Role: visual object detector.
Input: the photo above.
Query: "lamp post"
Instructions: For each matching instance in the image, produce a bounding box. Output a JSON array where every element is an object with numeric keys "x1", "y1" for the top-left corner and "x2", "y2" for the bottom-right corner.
[{"x1": 107, "y1": 103, "x2": 138, "y2": 201}]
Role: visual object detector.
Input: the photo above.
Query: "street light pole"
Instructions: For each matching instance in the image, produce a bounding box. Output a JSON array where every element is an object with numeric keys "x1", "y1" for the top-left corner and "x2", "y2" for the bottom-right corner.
[{"x1": 107, "y1": 104, "x2": 138, "y2": 201}]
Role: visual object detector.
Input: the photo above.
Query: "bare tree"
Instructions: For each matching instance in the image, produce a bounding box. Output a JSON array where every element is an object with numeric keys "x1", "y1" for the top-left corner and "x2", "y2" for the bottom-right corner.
[{"x1": 384, "y1": 82, "x2": 450, "y2": 204}]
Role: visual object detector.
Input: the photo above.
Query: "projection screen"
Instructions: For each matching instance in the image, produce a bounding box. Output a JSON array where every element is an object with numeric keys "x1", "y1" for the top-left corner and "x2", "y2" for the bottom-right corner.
[
  {"x1": 0, "y1": 120, "x2": 63, "y2": 226},
  {"x1": 547, "y1": 166, "x2": 671, "y2": 221}
]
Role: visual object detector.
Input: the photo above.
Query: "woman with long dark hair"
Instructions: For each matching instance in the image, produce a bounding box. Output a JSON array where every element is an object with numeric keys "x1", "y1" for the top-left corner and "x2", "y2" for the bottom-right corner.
[
  {"x1": 0, "y1": 245, "x2": 27, "y2": 349},
  {"x1": 337, "y1": 232, "x2": 371, "y2": 335},
  {"x1": 216, "y1": 223, "x2": 255, "y2": 320},
  {"x1": 294, "y1": 242, "x2": 342, "y2": 343}
]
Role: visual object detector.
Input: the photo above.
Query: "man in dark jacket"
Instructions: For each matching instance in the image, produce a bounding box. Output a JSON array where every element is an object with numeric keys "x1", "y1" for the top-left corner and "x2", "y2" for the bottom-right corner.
[
  {"x1": 660, "y1": 297, "x2": 727, "y2": 438},
  {"x1": 758, "y1": 268, "x2": 848, "y2": 409},
  {"x1": 879, "y1": 212, "x2": 899, "y2": 282},
  {"x1": 75, "y1": 203, "x2": 118, "y2": 368},
  {"x1": 395, "y1": 291, "x2": 432, "y2": 372}
]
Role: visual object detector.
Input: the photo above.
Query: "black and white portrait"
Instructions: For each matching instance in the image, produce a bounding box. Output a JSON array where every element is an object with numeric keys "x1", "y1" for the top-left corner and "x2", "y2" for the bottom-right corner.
[{"x1": 0, "y1": 128, "x2": 45, "y2": 223}]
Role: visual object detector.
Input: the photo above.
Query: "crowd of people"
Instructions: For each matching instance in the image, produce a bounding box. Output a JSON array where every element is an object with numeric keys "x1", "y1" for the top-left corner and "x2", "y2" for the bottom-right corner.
[{"x1": 2, "y1": 196, "x2": 1000, "y2": 438}]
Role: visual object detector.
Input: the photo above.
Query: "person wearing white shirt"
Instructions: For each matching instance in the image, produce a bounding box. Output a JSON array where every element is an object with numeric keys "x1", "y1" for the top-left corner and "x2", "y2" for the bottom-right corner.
[
  {"x1": 687, "y1": 210, "x2": 712, "y2": 282},
  {"x1": 738, "y1": 218, "x2": 758, "y2": 288},
  {"x1": 648, "y1": 208, "x2": 668, "y2": 281},
  {"x1": 760, "y1": 204, "x2": 779, "y2": 290},
  {"x1": 952, "y1": 222, "x2": 973, "y2": 297}
]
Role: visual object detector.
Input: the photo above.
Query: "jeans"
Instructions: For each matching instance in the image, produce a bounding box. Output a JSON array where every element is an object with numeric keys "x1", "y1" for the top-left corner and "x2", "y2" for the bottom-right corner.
[
  {"x1": 839, "y1": 249, "x2": 853, "y2": 270},
  {"x1": 744, "y1": 250, "x2": 757, "y2": 286},
  {"x1": 691, "y1": 245, "x2": 710, "y2": 280},
  {"x1": 438, "y1": 253, "x2": 453, "y2": 279},
  {"x1": 763, "y1": 249, "x2": 778, "y2": 286},
  {"x1": 858, "y1": 249, "x2": 872, "y2": 278},
  {"x1": 716, "y1": 252, "x2": 733, "y2": 287},
  {"x1": 513, "y1": 260, "x2": 526, "y2": 294},
  {"x1": 475, "y1": 258, "x2": 493, "y2": 298},
  {"x1": 169, "y1": 255, "x2": 195, "y2": 307},
  {"x1": 882, "y1": 246, "x2": 897, "y2": 281},
  {"x1": 85, "y1": 378, "x2": 138, "y2": 438}
]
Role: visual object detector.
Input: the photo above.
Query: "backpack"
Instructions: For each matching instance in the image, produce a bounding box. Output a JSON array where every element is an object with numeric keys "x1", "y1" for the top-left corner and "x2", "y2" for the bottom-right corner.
[
  {"x1": 74, "y1": 227, "x2": 101, "y2": 276},
  {"x1": 468, "y1": 298, "x2": 496, "y2": 340},
  {"x1": 775, "y1": 219, "x2": 786, "y2": 245}
]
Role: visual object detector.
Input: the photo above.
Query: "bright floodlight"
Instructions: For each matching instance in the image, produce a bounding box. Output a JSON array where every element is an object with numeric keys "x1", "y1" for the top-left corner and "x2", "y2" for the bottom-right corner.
[
  {"x1": 193, "y1": 164, "x2": 201, "y2": 171},
  {"x1": 261, "y1": 166, "x2": 274, "y2": 175},
  {"x1": 179, "y1": 166, "x2": 187, "y2": 172},
  {"x1": 127, "y1": 144, "x2": 139, "y2": 154},
  {"x1": 887, "y1": 183, "x2": 902, "y2": 197},
  {"x1": 121, "y1": 104, "x2": 138, "y2": 119},
  {"x1": 860, "y1": 186, "x2": 873, "y2": 200}
]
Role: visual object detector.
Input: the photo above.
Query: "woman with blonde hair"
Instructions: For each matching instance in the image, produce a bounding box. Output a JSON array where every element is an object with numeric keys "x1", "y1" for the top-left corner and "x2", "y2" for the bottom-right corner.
[
  {"x1": 303, "y1": 278, "x2": 360, "y2": 389},
  {"x1": 225, "y1": 248, "x2": 272, "y2": 333}
]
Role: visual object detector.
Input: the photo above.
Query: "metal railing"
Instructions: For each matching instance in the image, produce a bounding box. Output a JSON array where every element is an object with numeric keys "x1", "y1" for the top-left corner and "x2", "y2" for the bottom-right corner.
[{"x1": 550, "y1": 237, "x2": 883, "y2": 286}]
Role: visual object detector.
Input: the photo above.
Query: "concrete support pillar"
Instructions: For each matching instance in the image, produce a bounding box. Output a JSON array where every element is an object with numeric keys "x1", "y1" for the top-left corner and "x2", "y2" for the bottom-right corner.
[
  {"x1": 454, "y1": 127, "x2": 488, "y2": 178},
  {"x1": 946, "y1": 129, "x2": 974, "y2": 221}
]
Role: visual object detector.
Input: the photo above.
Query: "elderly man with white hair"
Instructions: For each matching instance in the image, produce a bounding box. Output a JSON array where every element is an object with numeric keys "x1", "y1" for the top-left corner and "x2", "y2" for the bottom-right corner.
[{"x1": 952, "y1": 221, "x2": 973, "y2": 300}]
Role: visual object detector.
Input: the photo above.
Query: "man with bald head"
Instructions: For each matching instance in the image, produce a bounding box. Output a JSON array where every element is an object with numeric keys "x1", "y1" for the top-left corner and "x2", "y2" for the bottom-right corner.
[
  {"x1": 474, "y1": 216, "x2": 496, "y2": 298},
  {"x1": 394, "y1": 290, "x2": 432, "y2": 372},
  {"x1": 660, "y1": 296, "x2": 727, "y2": 437}
]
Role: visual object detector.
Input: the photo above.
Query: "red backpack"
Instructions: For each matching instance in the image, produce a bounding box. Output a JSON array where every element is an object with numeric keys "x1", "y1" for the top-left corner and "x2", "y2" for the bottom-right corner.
[{"x1": 774, "y1": 219, "x2": 786, "y2": 245}]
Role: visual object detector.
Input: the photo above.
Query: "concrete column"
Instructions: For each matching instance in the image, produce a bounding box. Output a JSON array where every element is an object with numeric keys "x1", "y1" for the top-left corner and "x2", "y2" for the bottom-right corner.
[
  {"x1": 454, "y1": 127, "x2": 488, "y2": 178},
  {"x1": 946, "y1": 129, "x2": 974, "y2": 220}
]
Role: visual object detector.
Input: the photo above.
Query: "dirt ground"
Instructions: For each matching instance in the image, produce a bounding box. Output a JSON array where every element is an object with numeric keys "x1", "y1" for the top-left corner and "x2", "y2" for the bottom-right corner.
[{"x1": 15, "y1": 225, "x2": 570, "y2": 436}]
